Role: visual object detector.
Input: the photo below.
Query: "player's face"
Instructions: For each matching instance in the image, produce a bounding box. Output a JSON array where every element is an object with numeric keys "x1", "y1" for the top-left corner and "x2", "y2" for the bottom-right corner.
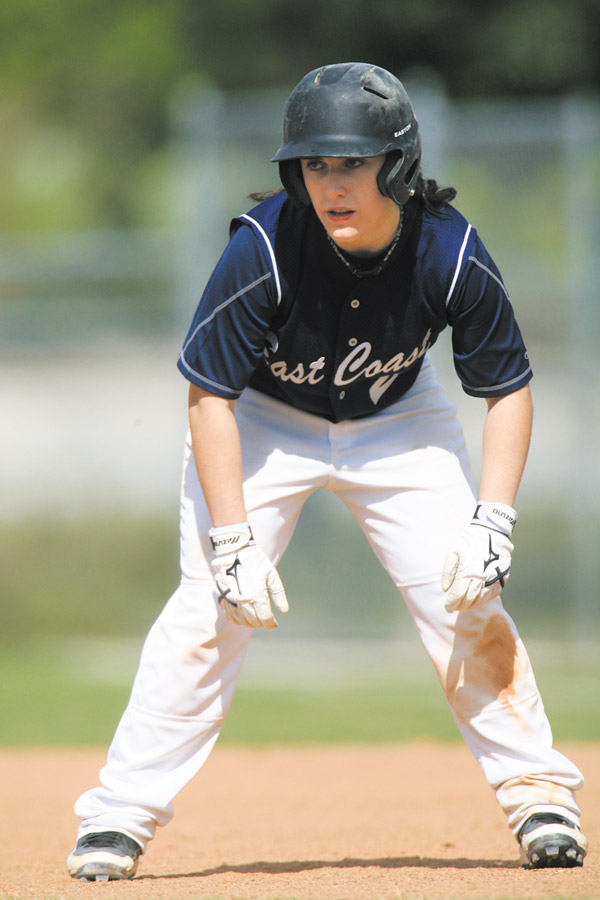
[{"x1": 300, "y1": 156, "x2": 401, "y2": 257}]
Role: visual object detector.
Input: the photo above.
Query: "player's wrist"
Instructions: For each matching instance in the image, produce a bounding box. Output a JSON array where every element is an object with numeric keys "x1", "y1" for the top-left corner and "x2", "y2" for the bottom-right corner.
[
  {"x1": 471, "y1": 501, "x2": 517, "y2": 537},
  {"x1": 209, "y1": 521, "x2": 255, "y2": 555}
]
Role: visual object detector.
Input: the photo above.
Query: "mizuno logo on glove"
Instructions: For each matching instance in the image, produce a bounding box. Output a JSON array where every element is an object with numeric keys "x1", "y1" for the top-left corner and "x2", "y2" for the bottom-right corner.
[
  {"x1": 208, "y1": 522, "x2": 289, "y2": 629},
  {"x1": 441, "y1": 502, "x2": 517, "y2": 612}
]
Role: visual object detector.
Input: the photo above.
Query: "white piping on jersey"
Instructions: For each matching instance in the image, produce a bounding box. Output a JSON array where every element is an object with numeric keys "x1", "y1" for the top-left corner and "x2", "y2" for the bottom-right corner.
[
  {"x1": 467, "y1": 256, "x2": 511, "y2": 302},
  {"x1": 177, "y1": 362, "x2": 241, "y2": 397},
  {"x1": 445, "y1": 224, "x2": 472, "y2": 307},
  {"x1": 452, "y1": 247, "x2": 527, "y2": 394},
  {"x1": 239, "y1": 213, "x2": 283, "y2": 305},
  {"x1": 181, "y1": 273, "x2": 271, "y2": 351},
  {"x1": 461, "y1": 367, "x2": 532, "y2": 394},
  {"x1": 178, "y1": 272, "x2": 272, "y2": 394}
]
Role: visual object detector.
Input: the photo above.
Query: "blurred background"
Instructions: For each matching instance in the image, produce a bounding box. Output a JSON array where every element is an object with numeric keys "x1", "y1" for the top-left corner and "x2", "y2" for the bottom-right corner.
[{"x1": 1, "y1": 0, "x2": 599, "y2": 746}]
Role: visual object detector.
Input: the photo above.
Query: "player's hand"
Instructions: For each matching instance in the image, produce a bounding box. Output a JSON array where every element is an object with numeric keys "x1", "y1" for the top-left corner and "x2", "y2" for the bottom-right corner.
[
  {"x1": 441, "y1": 502, "x2": 517, "y2": 613},
  {"x1": 209, "y1": 522, "x2": 289, "y2": 629}
]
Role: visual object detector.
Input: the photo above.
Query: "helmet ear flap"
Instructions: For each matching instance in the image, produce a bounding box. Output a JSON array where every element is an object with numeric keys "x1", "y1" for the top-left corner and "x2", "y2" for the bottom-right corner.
[
  {"x1": 278, "y1": 160, "x2": 311, "y2": 208},
  {"x1": 377, "y1": 149, "x2": 421, "y2": 206}
]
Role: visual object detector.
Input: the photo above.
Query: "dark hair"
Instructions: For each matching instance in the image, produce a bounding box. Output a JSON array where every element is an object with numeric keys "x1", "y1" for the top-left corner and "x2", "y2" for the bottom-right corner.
[
  {"x1": 248, "y1": 168, "x2": 457, "y2": 209},
  {"x1": 247, "y1": 187, "x2": 284, "y2": 203},
  {"x1": 414, "y1": 173, "x2": 457, "y2": 211}
]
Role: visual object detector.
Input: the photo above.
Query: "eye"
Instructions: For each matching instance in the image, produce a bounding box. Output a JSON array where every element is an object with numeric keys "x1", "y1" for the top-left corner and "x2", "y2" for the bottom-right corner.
[
  {"x1": 304, "y1": 158, "x2": 325, "y2": 171},
  {"x1": 344, "y1": 158, "x2": 364, "y2": 169}
]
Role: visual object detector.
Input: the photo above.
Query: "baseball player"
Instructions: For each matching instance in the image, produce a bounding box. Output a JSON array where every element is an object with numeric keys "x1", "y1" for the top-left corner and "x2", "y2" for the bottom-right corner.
[{"x1": 67, "y1": 62, "x2": 587, "y2": 880}]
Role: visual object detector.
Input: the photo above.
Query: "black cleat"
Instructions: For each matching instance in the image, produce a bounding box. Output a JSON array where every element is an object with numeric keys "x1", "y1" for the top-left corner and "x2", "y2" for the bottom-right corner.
[
  {"x1": 518, "y1": 812, "x2": 587, "y2": 869},
  {"x1": 67, "y1": 830, "x2": 143, "y2": 881}
]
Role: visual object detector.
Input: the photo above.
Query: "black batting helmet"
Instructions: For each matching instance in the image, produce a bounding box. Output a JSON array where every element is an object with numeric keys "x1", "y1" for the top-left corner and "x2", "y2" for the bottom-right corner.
[{"x1": 272, "y1": 62, "x2": 422, "y2": 208}]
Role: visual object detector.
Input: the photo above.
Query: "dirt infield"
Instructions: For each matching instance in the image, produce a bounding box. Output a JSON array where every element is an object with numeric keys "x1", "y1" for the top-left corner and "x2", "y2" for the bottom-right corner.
[{"x1": 2, "y1": 743, "x2": 598, "y2": 900}]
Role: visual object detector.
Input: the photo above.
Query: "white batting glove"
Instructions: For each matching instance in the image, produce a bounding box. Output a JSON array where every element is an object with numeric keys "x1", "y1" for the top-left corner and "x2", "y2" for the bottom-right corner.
[
  {"x1": 209, "y1": 522, "x2": 289, "y2": 630},
  {"x1": 441, "y1": 502, "x2": 517, "y2": 613}
]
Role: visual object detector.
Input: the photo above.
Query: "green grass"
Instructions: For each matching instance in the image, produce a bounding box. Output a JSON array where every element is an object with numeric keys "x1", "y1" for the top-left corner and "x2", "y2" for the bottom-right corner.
[
  {"x1": 0, "y1": 640, "x2": 133, "y2": 746},
  {"x1": 0, "y1": 515, "x2": 177, "y2": 641},
  {"x1": 2, "y1": 505, "x2": 599, "y2": 644},
  {"x1": 0, "y1": 509, "x2": 598, "y2": 747},
  {"x1": 0, "y1": 639, "x2": 458, "y2": 746},
  {"x1": 224, "y1": 683, "x2": 459, "y2": 744},
  {"x1": 0, "y1": 637, "x2": 598, "y2": 747}
]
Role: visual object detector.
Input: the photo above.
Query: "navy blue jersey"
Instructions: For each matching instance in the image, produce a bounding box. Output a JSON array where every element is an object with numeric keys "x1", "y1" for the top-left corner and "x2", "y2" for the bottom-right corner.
[{"x1": 178, "y1": 191, "x2": 532, "y2": 422}]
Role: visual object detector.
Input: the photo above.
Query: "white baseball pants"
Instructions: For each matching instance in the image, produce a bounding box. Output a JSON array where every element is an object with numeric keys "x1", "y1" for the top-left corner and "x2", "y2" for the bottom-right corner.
[{"x1": 74, "y1": 358, "x2": 583, "y2": 850}]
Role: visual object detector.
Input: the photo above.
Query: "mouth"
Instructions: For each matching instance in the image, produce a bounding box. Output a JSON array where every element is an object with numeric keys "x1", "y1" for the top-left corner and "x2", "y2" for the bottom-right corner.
[{"x1": 326, "y1": 208, "x2": 354, "y2": 222}]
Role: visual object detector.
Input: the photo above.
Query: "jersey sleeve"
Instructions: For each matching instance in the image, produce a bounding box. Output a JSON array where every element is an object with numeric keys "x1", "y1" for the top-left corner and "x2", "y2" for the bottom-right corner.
[
  {"x1": 177, "y1": 225, "x2": 279, "y2": 398},
  {"x1": 447, "y1": 233, "x2": 532, "y2": 397}
]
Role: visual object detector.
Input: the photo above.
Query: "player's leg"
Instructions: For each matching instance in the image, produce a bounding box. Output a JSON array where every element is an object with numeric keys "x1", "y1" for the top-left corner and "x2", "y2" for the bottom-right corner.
[
  {"x1": 330, "y1": 359, "x2": 586, "y2": 864},
  {"x1": 69, "y1": 389, "x2": 331, "y2": 876}
]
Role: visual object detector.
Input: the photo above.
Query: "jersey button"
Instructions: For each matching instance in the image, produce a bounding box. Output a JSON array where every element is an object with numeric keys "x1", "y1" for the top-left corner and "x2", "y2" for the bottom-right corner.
[
  {"x1": 350, "y1": 299, "x2": 360, "y2": 308},
  {"x1": 348, "y1": 338, "x2": 357, "y2": 347},
  {"x1": 339, "y1": 391, "x2": 346, "y2": 399}
]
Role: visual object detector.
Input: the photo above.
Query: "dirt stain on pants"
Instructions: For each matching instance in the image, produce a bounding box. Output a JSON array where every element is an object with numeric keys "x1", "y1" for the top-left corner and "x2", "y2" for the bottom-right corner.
[{"x1": 445, "y1": 611, "x2": 519, "y2": 719}]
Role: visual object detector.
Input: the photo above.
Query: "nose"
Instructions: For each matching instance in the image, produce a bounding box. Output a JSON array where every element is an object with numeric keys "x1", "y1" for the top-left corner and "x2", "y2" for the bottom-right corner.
[{"x1": 324, "y1": 166, "x2": 346, "y2": 199}]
